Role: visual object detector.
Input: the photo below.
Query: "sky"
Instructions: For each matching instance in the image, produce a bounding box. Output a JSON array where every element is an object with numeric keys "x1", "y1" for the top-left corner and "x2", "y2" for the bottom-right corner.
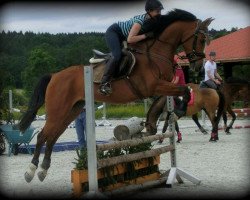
[{"x1": 0, "y1": 0, "x2": 249, "y2": 34}]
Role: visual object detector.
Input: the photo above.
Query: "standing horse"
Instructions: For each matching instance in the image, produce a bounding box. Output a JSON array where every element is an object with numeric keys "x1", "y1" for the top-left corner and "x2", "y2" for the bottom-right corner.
[
  {"x1": 18, "y1": 9, "x2": 213, "y2": 182},
  {"x1": 145, "y1": 83, "x2": 225, "y2": 142},
  {"x1": 221, "y1": 77, "x2": 250, "y2": 133}
]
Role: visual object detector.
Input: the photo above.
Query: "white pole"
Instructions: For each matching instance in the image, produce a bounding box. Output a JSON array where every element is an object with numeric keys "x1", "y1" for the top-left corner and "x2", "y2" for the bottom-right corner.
[
  {"x1": 9, "y1": 90, "x2": 13, "y2": 113},
  {"x1": 97, "y1": 102, "x2": 112, "y2": 126},
  {"x1": 84, "y1": 66, "x2": 98, "y2": 192},
  {"x1": 144, "y1": 98, "x2": 148, "y2": 115},
  {"x1": 166, "y1": 96, "x2": 201, "y2": 187},
  {"x1": 166, "y1": 96, "x2": 176, "y2": 167}
]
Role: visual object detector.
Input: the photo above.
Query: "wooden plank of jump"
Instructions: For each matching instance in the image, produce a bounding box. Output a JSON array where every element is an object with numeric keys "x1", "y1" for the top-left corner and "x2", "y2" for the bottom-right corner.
[
  {"x1": 97, "y1": 145, "x2": 174, "y2": 169},
  {"x1": 96, "y1": 132, "x2": 173, "y2": 151}
]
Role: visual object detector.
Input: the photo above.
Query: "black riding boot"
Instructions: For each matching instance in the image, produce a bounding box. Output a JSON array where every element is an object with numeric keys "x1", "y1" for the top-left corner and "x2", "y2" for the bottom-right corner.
[
  {"x1": 99, "y1": 57, "x2": 117, "y2": 95},
  {"x1": 174, "y1": 96, "x2": 187, "y2": 119}
]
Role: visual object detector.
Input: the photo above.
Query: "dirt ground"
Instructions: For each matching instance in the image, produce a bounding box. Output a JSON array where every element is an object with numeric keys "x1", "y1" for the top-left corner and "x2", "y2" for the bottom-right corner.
[{"x1": 0, "y1": 118, "x2": 249, "y2": 199}]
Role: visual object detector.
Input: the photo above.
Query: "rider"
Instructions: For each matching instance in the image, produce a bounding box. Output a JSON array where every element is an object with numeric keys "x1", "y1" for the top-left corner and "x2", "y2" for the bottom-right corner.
[
  {"x1": 203, "y1": 51, "x2": 223, "y2": 90},
  {"x1": 99, "y1": 0, "x2": 164, "y2": 96}
]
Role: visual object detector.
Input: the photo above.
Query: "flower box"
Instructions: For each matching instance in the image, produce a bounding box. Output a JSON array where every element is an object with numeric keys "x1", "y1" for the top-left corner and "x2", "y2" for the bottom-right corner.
[{"x1": 71, "y1": 155, "x2": 160, "y2": 198}]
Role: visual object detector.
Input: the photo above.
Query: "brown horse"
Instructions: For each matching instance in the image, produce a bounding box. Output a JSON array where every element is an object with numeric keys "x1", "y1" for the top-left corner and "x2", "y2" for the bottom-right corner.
[
  {"x1": 18, "y1": 9, "x2": 213, "y2": 182},
  {"x1": 145, "y1": 83, "x2": 225, "y2": 142},
  {"x1": 221, "y1": 77, "x2": 250, "y2": 133}
]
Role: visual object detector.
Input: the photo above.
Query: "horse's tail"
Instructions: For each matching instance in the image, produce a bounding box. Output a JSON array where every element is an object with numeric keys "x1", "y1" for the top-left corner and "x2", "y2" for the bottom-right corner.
[
  {"x1": 18, "y1": 74, "x2": 52, "y2": 132},
  {"x1": 215, "y1": 89, "x2": 225, "y2": 124}
]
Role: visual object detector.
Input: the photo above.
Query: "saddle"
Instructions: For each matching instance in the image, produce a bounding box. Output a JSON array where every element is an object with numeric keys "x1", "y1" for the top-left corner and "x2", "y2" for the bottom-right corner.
[
  {"x1": 89, "y1": 43, "x2": 136, "y2": 83},
  {"x1": 199, "y1": 81, "x2": 223, "y2": 91}
]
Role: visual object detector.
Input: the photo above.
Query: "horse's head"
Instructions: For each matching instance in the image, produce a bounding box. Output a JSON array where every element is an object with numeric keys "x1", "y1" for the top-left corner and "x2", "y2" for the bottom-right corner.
[{"x1": 181, "y1": 18, "x2": 214, "y2": 72}]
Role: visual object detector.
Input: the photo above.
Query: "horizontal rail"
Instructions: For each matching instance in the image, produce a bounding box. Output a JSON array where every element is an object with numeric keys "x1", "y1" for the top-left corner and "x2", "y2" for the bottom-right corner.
[
  {"x1": 96, "y1": 132, "x2": 173, "y2": 151},
  {"x1": 97, "y1": 145, "x2": 174, "y2": 169}
]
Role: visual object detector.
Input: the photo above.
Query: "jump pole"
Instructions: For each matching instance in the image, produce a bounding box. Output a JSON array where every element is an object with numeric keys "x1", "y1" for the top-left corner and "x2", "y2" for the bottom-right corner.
[
  {"x1": 9, "y1": 90, "x2": 13, "y2": 113},
  {"x1": 97, "y1": 102, "x2": 112, "y2": 126},
  {"x1": 83, "y1": 66, "x2": 106, "y2": 198},
  {"x1": 165, "y1": 96, "x2": 201, "y2": 187}
]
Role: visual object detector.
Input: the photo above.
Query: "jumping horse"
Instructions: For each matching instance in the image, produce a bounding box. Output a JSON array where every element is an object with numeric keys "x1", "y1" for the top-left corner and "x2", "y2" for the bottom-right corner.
[
  {"x1": 145, "y1": 83, "x2": 225, "y2": 142},
  {"x1": 18, "y1": 9, "x2": 213, "y2": 182}
]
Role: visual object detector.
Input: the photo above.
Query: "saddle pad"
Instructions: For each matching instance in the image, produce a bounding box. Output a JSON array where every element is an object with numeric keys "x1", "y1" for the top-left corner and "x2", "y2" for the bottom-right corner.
[{"x1": 188, "y1": 90, "x2": 194, "y2": 106}]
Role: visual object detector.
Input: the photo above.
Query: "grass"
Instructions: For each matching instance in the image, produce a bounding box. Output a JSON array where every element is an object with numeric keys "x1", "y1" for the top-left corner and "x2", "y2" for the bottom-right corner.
[{"x1": 3, "y1": 101, "x2": 248, "y2": 122}]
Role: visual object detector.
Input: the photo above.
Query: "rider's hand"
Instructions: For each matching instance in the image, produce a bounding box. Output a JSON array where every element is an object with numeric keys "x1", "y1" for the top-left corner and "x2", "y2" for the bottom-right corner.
[
  {"x1": 215, "y1": 79, "x2": 221, "y2": 84},
  {"x1": 145, "y1": 31, "x2": 155, "y2": 39}
]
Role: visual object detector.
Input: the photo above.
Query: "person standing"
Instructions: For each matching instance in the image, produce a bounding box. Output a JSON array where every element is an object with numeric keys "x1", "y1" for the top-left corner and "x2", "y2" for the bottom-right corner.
[
  {"x1": 171, "y1": 58, "x2": 186, "y2": 142},
  {"x1": 75, "y1": 106, "x2": 86, "y2": 149},
  {"x1": 172, "y1": 58, "x2": 186, "y2": 86},
  {"x1": 99, "y1": 0, "x2": 164, "y2": 96},
  {"x1": 204, "y1": 51, "x2": 223, "y2": 89}
]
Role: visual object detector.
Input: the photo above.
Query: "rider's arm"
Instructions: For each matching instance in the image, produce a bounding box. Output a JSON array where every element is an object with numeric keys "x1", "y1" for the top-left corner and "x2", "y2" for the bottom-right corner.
[
  {"x1": 127, "y1": 23, "x2": 147, "y2": 43},
  {"x1": 207, "y1": 69, "x2": 216, "y2": 81},
  {"x1": 214, "y1": 69, "x2": 222, "y2": 81}
]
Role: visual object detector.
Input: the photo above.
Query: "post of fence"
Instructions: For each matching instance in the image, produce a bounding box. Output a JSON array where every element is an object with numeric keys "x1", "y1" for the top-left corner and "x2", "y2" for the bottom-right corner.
[
  {"x1": 97, "y1": 102, "x2": 112, "y2": 126},
  {"x1": 84, "y1": 66, "x2": 98, "y2": 195},
  {"x1": 9, "y1": 90, "x2": 13, "y2": 113},
  {"x1": 165, "y1": 96, "x2": 201, "y2": 187}
]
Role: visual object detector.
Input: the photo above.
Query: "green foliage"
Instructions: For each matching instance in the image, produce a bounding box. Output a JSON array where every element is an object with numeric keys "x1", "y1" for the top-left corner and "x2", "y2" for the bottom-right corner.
[
  {"x1": 73, "y1": 142, "x2": 158, "y2": 191},
  {"x1": 21, "y1": 48, "x2": 57, "y2": 96},
  {"x1": 0, "y1": 89, "x2": 27, "y2": 122},
  {"x1": 0, "y1": 31, "x2": 107, "y2": 90}
]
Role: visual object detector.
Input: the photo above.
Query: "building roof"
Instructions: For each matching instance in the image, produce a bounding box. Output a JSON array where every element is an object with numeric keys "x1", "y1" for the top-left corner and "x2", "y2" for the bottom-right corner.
[{"x1": 176, "y1": 26, "x2": 250, "y2": 65}]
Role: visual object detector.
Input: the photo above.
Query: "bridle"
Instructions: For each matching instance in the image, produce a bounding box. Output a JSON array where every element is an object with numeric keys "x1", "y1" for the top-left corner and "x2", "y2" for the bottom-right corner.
[
  {"x1": 156, "y1": 19, "x2": 210, "y2": 64},
  {"x1": 177, "y1": 20, "x2": 210, "y2": 63}
]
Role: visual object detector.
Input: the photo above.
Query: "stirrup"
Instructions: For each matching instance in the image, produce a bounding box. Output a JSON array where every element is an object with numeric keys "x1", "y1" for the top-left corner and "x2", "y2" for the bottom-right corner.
[{"x1": 99, "y1": 82, "x2": 112, "y2": 95}]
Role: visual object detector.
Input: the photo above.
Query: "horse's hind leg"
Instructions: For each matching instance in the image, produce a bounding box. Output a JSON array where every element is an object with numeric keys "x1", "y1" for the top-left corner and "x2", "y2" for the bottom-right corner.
[
  {"x1": 222, "y1": 111, "x2": 227, "y2": 130},
  {"x1": 37, "y1": 101, "x2": 83, "y2": 181},
  {"x1": 225, "y1": 107, "x2": 236, "y2": 134},
  {"x1": 24, "y1": 129, "x2": 47, "y2": 182},
  {"x1": 37, "y1": 134, "x2": 60, "y2": 182}
]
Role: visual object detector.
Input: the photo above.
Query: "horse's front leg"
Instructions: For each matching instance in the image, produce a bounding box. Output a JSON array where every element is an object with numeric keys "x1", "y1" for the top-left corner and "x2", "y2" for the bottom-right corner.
[
  {"x1": 155, "y1": 80, "x2": 191, "y2": 118},
  {"x1": 24, "y1": 130, "x2": 45, "y2": 183},
  {"x1": 192, "y1": 113, "x2": 208, "y2": 134}
]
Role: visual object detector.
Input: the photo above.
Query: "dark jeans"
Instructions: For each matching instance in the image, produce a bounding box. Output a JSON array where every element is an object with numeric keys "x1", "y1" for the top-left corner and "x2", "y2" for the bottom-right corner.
[
  {"x1": 75, "y1": 111, "x2": 86, "y2": 149},
  {"x1": 204, "y1": 79, "x2": 218, "y2": 89},
  {"x1": 105, "y1": 23, "x2": 125, "y2": 63}
]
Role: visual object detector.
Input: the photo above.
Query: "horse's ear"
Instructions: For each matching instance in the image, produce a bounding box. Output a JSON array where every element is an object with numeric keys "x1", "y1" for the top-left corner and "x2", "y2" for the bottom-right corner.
[{"x1": 202, "y1": 17, "x2": 215, "y2": 27}]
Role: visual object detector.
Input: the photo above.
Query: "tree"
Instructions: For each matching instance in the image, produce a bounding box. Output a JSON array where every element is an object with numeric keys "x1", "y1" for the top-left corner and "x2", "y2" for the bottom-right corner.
[{"x1": 21, "y1": 48, "x2": 56, "y2": 95}]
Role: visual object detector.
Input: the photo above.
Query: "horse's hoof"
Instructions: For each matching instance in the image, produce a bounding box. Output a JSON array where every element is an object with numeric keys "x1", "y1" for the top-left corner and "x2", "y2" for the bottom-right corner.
[
  {"x1": 202, "y1": 131, "x2": 208, "y2": 135},
  {"x1": 226, "y1": 131, "x2": 231, "y2": 135},
  {"x1": 37, "y1": 171, "x2": 47, "y2": 182},
  {"x1": 24, "y1": 172, "x2": 34, "y2": 183},
  {"x1": 158, "y1": 139, "x2": 164, "y2": 144}
]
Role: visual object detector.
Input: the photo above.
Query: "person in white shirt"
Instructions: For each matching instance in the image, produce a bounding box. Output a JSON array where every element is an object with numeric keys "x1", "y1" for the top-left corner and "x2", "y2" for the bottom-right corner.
[{"x1": 204, "y1": 51, "x2": 223, "y2": 89}]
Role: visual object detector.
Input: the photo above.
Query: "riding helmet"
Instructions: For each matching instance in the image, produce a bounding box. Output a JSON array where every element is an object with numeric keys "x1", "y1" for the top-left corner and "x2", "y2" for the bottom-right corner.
[
  {"x1": 145, "y1": 0, "x2": 164, "y2": 12},
  {"x1": 209, "y1": 51, "x2": 216, "y2": 56}
]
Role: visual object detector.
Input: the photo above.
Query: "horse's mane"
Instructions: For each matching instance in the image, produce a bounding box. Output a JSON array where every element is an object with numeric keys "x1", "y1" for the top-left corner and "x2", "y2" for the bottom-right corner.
[
  {"x1": 142, "y1": 9, "x2": 197, "y2": 36},
  {"x1": 225, "y1": 77, "x2": 249, "y2": 84}
]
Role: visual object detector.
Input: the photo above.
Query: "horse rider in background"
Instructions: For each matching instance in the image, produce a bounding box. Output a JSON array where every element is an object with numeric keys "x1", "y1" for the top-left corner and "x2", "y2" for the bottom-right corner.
[{"x1": 203, "y1": 51, "x2": 223, "y2": 90}]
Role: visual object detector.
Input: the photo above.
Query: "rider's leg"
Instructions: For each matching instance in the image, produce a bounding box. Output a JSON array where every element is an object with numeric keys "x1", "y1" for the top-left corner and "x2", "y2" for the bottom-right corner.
[{"x1": 100, "y1": 23, "x2": 124, "y2": 95}]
